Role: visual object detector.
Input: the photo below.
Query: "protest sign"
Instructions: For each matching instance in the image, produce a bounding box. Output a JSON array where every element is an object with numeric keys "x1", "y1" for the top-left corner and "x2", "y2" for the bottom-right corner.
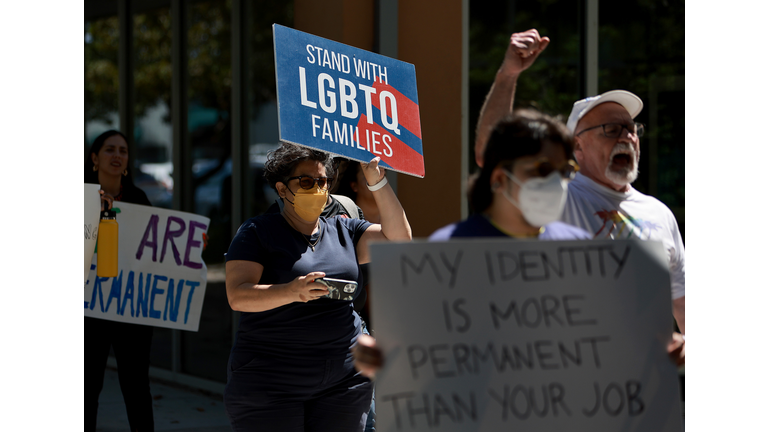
[
  {"x1": 84, "y1": 183, "x2": 101, "y2": 284},
  {"x1": 369, "y1": 239, "x2": 683, "y2": 432},
  {"x1": 84, "y1": 201, "x2": 210, "y2": 332},
  {"x1": 273, "y1": 24, "x2": 424, "y2": 178}
]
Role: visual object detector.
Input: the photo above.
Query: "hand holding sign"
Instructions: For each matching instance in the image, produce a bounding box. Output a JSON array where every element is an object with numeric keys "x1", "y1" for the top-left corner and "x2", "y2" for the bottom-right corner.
[
  {"x1": 361, "y1": 156, "x2": 386, "y2": 189},
  {"x1": 667, "y1": 333, "x2": 685, "y2": 367},
  {"x1": 99, "y1": 189, "x2": 115, "y2": 210},
  {"x1": 85, "y1": 184, "x2": 101, "y2": 284},
  {"x1": 353, "y1": 334, "x2": 383, "y2": 379}
]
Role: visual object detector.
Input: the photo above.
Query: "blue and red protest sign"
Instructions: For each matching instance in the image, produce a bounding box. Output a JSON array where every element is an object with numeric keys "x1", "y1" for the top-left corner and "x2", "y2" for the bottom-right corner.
[{"x1": 273, "y1": 24, "x2": 425, "y2": 178}]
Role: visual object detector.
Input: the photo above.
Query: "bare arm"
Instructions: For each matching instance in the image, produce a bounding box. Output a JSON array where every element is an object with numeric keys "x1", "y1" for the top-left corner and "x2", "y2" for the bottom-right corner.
[
  {"x1": 225, "y1": 260, "x2": 329, "y2": 312},
  {"x1": 664, "y1": 296, "x2": 685, "y2": 367},
  {"x1": 475, "y1": 29, "x2": 550, "y2": 167},
  {"x1": 673, "y1": 295, "x2": 685, "y2": 334},
  {"x1": 356, "y1": 157, "x2": 412, "y2": 264}
]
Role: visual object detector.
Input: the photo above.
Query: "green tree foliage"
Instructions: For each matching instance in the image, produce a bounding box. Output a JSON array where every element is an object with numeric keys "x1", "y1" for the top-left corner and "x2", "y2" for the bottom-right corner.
[
  {"x1": 85, "y1": 2, "x2": 236, "y2": 126},
  {"x1": 133, "y1": 8, "x2": 172, "y2": 122},
  {"x1": 85, "y1": 17, "x2": 119, "y2": 125},
  {"x1": 188, "y1": 1, "x2": 231, "y2": 114}
]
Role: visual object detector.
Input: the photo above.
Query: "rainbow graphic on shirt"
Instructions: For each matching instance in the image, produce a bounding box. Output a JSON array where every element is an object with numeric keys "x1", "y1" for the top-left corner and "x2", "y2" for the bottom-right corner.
[{"x1": 593, "y1": 210, "x2": 660, "y2": 240}]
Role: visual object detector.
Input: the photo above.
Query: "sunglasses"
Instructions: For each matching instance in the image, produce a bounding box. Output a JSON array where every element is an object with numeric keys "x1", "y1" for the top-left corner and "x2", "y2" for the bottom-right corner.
[{"x1": 287, "y1": 175, "x2": 332, "y2": 190}]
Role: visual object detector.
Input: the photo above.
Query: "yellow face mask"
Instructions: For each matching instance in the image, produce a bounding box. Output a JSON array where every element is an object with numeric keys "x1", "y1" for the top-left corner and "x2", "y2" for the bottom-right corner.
[{"x1": 286, "y1": 185, "x2": 328, "y2": 221}]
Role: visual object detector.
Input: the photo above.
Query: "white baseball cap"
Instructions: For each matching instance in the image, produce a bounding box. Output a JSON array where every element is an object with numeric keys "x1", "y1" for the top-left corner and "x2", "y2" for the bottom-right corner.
[{"x1": 566, "y1": 90, "x2": 643, "y2": 133}]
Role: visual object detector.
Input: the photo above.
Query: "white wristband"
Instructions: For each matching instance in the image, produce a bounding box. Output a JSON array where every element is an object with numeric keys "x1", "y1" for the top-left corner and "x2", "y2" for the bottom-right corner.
[{"x1": 367, "y1": 176, "x2": 388, "y2": 191}]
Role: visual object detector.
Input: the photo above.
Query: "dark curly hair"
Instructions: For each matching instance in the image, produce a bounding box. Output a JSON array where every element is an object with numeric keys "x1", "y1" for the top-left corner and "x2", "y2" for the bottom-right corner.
[
  {"x1": 334, "y1": 159, "x2": 362, "y2": 201},
  {"x1": 264, "y1": 143, "x2": 336, "y2": 191},
  {"x1": 469, "y1": 109, "x2": 574, "y2": 214}
]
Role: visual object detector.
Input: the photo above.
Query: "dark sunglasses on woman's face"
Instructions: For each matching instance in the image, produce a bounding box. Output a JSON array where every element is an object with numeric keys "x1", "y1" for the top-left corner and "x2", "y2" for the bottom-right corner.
[{"x1": 287, "y1": 175, "x2": 332, "y2": 190}]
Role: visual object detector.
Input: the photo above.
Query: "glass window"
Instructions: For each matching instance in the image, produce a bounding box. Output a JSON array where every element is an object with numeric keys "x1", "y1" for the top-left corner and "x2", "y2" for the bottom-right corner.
[
  {"x1": 599, "y1": 0, "x2": 685, "y2": 239},
  {"x1": 469, "y1": 0, "x2": 581, "y2": 172},
  {"x1": 134, "y1": 6, "x2": 174, "y2": 210},
  {"x1": 246, "y1": 0, "x2": 294, "y2": 218},
  {"x1": 182, "y1": 0, "x2": 233, "y2": 383},
  {"x1": 131, "y1": 4, "x2": 175, "y2": 370},
  {"x1": 85, "y1": 15, "x2": 120, "y2": 152}
]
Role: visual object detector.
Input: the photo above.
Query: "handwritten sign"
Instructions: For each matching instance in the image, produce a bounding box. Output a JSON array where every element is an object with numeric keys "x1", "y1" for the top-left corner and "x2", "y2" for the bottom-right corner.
[
  {"x1": 84, "y1": 183, "x2": 101, "y2": 284},
  {"x1": 368, "y1": 239, "x2": 683, "y2": 432},
  {"x1": 84, "y1": 201, "x2": 210, "y2": 331},
  {"x1": 273, "y1": 24, "x2": 425, "y2": 178}
]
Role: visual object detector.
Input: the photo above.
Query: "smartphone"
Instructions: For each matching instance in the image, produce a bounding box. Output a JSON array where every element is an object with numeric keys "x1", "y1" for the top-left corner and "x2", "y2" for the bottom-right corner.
[{"x1": 314, "y1": 278, "x2": 358, "y2": 301}]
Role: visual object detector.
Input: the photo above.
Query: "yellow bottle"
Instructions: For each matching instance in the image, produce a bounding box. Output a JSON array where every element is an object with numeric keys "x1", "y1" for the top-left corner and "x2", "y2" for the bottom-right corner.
[{"x1": 97, "y1": 209, "x2": 119, "y2": 277}]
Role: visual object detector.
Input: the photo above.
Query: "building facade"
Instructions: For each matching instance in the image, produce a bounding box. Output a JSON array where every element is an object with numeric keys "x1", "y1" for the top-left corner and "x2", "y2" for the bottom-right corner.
[{"x1": 85, "y1": 0, "x2": 684, "y2": 393}]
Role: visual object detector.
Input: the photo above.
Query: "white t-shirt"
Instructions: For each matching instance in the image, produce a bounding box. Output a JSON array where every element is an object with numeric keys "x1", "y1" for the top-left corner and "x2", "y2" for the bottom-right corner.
[{"x1": 562, "y1": 173, "x2": 685, "y2": 300}]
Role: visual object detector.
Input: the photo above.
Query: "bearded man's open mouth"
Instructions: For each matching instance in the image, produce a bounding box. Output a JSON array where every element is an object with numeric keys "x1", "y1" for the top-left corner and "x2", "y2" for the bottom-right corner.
[{"x1": 609, "y1": 144, "x2": 636, "y2": 172}]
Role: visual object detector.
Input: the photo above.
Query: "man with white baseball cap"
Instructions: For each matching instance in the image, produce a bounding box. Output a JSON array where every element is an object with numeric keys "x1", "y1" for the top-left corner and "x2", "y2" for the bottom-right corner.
[
  {"x1": 563, "y1": 89, "x2": 685, "y2": 339},
  {"x1": 474, "y1": 30, "x2": 685, "y2": 365},
  {"x1": 566, "y1": 90, "x2": 644, "y2": 191}
]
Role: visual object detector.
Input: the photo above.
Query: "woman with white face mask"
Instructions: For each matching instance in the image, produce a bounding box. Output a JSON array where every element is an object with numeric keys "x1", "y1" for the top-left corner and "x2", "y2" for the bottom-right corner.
[
  {"x1": 430, "y1": 109, "x2": 590, "y2": 241},
  {"x1": 223, "y1": 143, "x2": 411, "y2": 431},
  {"x1": 352, "y1": 110, "x2": 592, "y2": 380}
]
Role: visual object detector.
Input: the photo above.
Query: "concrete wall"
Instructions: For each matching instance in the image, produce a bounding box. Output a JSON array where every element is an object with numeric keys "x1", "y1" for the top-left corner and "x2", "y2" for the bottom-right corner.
[{"x1": 396, "y1": 0, "x2": 464, "y2": 237}]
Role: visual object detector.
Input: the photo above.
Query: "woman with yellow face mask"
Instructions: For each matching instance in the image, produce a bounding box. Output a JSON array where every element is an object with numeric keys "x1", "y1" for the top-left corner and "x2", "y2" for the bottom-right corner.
[{"x1": 223, "y1": 143, "x2": 411, "y2": 431}]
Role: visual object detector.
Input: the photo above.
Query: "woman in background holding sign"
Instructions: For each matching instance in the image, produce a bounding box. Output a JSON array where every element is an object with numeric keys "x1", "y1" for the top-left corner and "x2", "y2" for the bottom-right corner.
[
  {"x1": 224, "y1": 143, "x2": 411, "y2": 431},
  {"x1": 84, "y1": 130, "x2": 155, "y2": 432}
]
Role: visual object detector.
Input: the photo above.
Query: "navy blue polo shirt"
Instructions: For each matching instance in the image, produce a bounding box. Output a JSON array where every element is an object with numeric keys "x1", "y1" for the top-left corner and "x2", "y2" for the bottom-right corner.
[
  {"x1": 226, "y1": 213, "x2": 372, "y2": 361},
  {"x1": 429, "y1": 214, "x2": 592, "y2": 240}
]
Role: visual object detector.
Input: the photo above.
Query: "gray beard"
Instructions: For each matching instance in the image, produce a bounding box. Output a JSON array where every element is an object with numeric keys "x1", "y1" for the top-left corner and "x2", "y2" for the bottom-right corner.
[{"x1": 604, "y1": 142, "x2": 639, "y2": 186}]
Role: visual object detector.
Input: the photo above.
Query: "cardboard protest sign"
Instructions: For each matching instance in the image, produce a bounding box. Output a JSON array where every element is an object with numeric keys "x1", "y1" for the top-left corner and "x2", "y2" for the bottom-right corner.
[
  {"x1": 84, "y1": 183, "x2": 101, "y2": 284},
  {"x1": 273, "y1": 24, "x2": 424, "y2": 178},
  {"x1": 369, "y1": 239, "x2": 683, "y2": 432},
  {"x1": 84, "y1": 202, "x2": 210, "y2": 332}
]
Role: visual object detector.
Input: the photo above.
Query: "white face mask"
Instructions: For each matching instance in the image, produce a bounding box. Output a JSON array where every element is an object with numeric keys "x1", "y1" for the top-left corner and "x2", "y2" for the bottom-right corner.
[{"x1": 501, "y1": 170, "x2": 568, "y2": 227}]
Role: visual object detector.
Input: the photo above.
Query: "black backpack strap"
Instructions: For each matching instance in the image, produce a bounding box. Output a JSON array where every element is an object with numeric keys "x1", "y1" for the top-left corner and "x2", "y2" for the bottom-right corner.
[{"x1": 331, "y1": 194, "x2": 360, "y2": 219}]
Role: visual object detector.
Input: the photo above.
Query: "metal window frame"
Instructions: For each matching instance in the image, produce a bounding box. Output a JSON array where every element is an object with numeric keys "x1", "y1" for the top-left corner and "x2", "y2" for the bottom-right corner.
[
  {"x1": 169, "y1": 0, "x2": 190, "y2": 377},
  {"x1": 104, "y1": 0, "x2": 226, "y2": 392},
  {"x1": 584, "y1": 0, "x2": 599, "y2": 97},
  {"x1": 118, "y1": 0, "x2": 135, "y2": 157},
  {"x1": 578, "y1": 0, "x2": 599, "y2": 98},
  {"x1": 461, "y1": 0, "x2": 469, "y2": 219},
  {"x1": 230, "y1": 0, "x2": 250, "y2": 346},
  {"x1": 376, "y1": 0, "x2": 400, "y2": 195},
  {"x1": 171, "y1": 0, "x2": 190, "y2": 214}
]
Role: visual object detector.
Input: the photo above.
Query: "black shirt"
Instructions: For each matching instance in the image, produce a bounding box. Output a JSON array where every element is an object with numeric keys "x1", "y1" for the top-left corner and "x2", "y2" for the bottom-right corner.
[
  {"x1": 264, "y1": 196, "x2": 370, "y2": 314},
  {"x1": 226, "y1": 213, "x2": 372, "y2": 359}
]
